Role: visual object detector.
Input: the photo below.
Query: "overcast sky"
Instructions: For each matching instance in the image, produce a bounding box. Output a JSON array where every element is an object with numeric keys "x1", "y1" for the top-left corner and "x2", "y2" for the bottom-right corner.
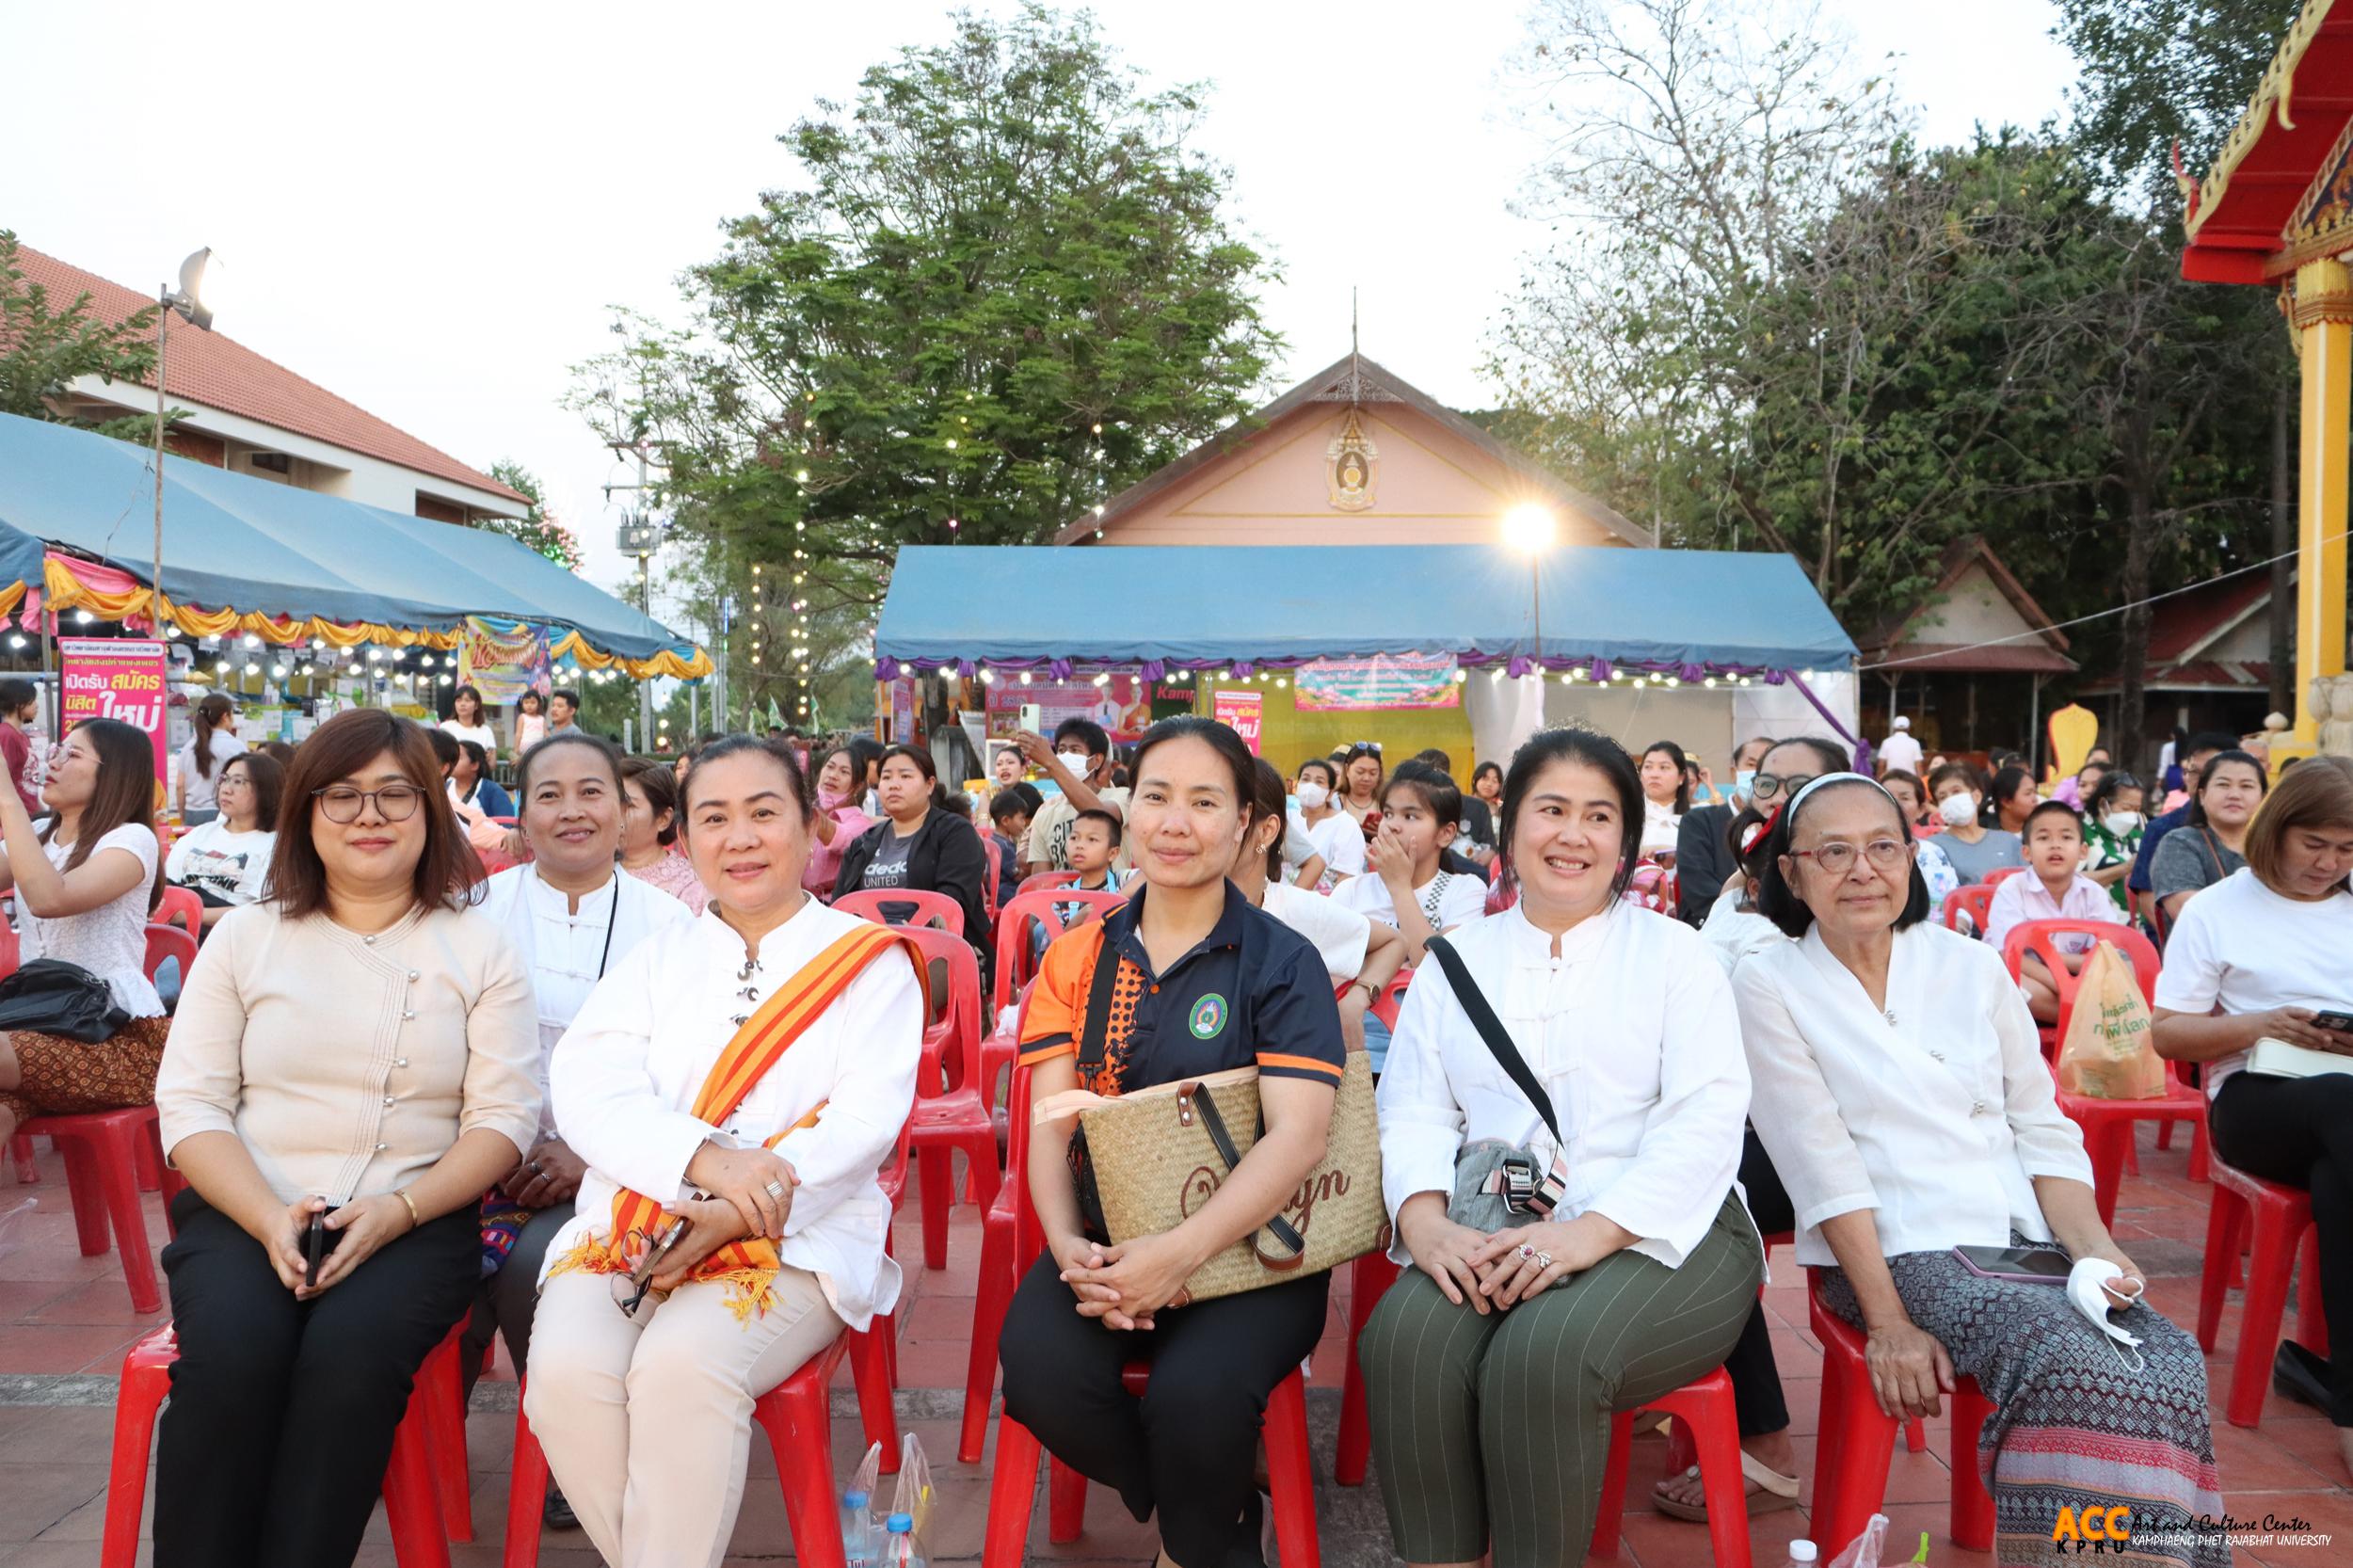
[{"x1": 8, "y1": 0, "x2": 2077, "y2": 629}]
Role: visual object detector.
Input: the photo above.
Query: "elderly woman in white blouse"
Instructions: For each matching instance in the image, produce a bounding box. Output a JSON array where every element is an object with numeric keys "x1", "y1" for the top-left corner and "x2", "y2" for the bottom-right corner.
[
  {"x1": 1734, "y1": 773, "x2": 2223, "y2": 1567},
  {"x1": 1360, "y1": 728, "x2": 1761, "y2": 1568},
  {"x1": 152, "y1": 710, "x2": 541, "y2": 1568},
  {"x1": 524, "y1": 735, "x2": 924, "y2": 1568}
]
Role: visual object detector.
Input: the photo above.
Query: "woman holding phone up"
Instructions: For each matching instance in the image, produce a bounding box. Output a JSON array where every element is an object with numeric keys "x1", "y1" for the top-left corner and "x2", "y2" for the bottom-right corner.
[{"x1": 525, "y1": 736, "x2": 924, "y2": 1568}]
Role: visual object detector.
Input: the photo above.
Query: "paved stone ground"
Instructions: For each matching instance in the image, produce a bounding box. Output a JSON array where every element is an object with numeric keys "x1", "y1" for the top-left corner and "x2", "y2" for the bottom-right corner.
[{"x1": 2, "y1": 1124, "x2": 2345, "y2": 1565}]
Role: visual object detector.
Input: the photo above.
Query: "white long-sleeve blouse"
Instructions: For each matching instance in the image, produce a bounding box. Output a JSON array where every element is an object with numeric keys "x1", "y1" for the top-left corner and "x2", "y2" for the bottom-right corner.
[
  {"x1": 543, "y1": 896, "x2": 922, "y2": 1328},
  {"x1": 1376, "y1": 900, "x2": 1751, "y2": 1269},
  {"x1": 1733, "y1": 920, "x2": 2092, "y2": 1268}
]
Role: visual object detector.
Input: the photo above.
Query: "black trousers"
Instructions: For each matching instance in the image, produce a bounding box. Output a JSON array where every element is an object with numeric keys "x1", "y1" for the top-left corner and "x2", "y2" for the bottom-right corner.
[
  {"x1": 152, "y1": 1190, "x2": 480, "y2": 1568},
  {"x1": 1724, "y1": 1127, "x2": 1795, "y2": 1436},
  {"x1": 458, "y1": 1200, "x2": 572, "y2": 1399},
  {"x1": 999, "y1": 1253, "x2": 1329, "y2": 1568},
  {"x1": 2210, "y1": 1070, "x2": 2353, "y2": 1425}
]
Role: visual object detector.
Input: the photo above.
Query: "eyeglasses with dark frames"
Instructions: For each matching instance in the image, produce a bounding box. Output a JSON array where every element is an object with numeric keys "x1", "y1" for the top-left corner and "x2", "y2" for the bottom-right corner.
[{"x1": 312, "y1": 784, "x2": 426, "y2": 824}]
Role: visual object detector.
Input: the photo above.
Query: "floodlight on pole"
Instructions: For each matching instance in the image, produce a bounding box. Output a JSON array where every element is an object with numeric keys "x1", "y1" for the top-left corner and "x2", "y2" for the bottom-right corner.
[
  {"x1": 1499, "y1": 504, "x2": 1557, "y2": 674},
  {"x1": 153, "y1": 248, "x2": 220, "y2": 634}
]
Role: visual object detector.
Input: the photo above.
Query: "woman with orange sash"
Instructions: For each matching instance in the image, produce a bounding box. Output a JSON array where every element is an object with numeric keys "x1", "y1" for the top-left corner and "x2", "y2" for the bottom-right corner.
[{"x1": 524, "y1": 736, "x2": 925, "y2": 1568}]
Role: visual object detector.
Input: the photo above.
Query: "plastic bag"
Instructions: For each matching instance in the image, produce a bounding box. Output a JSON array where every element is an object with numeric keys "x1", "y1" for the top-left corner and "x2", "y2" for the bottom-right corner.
[
  {"x1": 2057, "y1": 940, "x2": 2165, "y2": 1099},
  {"x1": 888, "y1": 1431, "x2": 935, "y2": 1540},
  {"x1": 840, "y1": 1440, "x2": 883, "y2": 1568},
  {"x1": 1822, "y1": 1512, "x2": 1931, "y2": 1568}
]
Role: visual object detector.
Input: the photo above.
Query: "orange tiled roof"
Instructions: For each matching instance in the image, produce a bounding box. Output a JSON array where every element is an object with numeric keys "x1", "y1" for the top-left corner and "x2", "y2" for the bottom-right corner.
[{"x1": 11, "y1": 241, "x2": 526, "y2": 504}]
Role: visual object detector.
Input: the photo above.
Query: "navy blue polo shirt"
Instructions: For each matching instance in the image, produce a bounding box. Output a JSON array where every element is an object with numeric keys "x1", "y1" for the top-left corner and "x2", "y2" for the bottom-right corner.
[{"x1": 1018, "y1": 881, "x2": 1345, "y2": 1096}]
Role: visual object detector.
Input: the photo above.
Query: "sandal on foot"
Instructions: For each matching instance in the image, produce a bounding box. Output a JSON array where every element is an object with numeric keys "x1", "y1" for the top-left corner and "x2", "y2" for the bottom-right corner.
[{"x1": 1651, "y1": 1452, "x2": 1801, "y2": 1523}]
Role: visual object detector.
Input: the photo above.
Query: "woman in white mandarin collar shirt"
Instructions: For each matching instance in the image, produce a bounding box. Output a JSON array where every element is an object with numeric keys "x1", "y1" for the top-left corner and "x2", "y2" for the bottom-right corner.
[
  {"x1": 1360, "y1": 728, "x2": 1761, "y2": 1568},
  {"x1": 1734, "y1": 774, "x2": 2223, "y2": 1566},
  {"x1": 524, "y1": 736, "x2": 922, "y2": 1568}
]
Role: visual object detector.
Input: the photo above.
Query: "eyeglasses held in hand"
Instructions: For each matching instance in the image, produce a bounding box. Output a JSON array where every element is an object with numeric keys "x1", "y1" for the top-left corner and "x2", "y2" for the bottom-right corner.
[
  {"x1": 312, "y1": 784, "x2": 426, "y2": 823},
  {"x1": 1789, "y1": 838, "x2": 1913, "y2": 875}
]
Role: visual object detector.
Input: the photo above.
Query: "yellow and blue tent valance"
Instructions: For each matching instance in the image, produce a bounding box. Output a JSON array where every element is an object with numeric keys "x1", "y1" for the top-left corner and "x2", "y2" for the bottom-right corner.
[{"x1": 0, "y1": 412, "x2": 711, "y2": 680}]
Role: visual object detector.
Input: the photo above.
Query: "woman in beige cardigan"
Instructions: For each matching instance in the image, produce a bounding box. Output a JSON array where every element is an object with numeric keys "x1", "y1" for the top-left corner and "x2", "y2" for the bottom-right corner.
[{"x1": 152, "y1": 710, "x2": 539, "y2": 1568}]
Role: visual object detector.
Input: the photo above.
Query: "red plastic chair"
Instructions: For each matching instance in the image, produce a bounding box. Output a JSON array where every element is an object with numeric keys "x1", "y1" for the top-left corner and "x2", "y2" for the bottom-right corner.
[
  {"x1": 1985, "y1": 865, "x2": 2027, "y2": 887},
  {"x1": 832, "y1": 886, "x2": 966, "y2": 936},
  {"x1": 104, "y1": 1322, "x2": 462, "y2": 1568},
  {"x1": 504, "y1": 1330, "x2": 878, "y2": 1568},
  {"x1": 960, "y1": 1048, "x2": 1042, "y2": 1464},
  {"x1": 1334, "y1": 1250, "x2": 1401, "y2": 1486},
  {"x1": 2001, "y1": 920, "x2": 2205, "y2": 1218},
  {"x1": 17, "y1": 1106, "x2": 184, "y2": 1313},
  {"x1": 980, "y1": 888, "x2": 1127, "y2": 1119},
  {"x1": 1943, "y1": 884, "x2": 1994, "y2": 936},
  {"x1": 144, "y1": 921, "x2": 200, "y2": 989},
  {"x1": 2198, "y1": 1150, "x2": 2329, "y2": 1428},
  {"x1": 153, "y1": 885, "x2": 204, "y2": 941},
  {"x1": 897, "y1": 925, "x2": 1000, "y2": 1271},
  {"x1": 1809, "y1": 1274, "x2": 1995, "y2": 1554},
  {"x1": 1592, "y1": 1367, "x2": 1753, "y2": 1568},
  {"x1": 1016, "y1": 869, "x2": 1082, "y2": 900}
]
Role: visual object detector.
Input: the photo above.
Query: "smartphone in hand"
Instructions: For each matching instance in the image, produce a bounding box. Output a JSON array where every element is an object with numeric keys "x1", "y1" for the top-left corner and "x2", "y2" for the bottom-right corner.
[{"x1": 303, "y1": 1211, "x2": 328, "y2": 1288}]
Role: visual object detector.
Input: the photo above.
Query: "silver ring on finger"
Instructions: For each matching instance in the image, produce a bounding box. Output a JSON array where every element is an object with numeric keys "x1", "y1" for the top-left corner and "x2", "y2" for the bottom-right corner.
[
  {"x1": 1535, "y1": 1251, "x2": 1553, "y2": 1269},
  {"x1": 762, "y1": 1179, "x2": 787, "y2": 1199}
]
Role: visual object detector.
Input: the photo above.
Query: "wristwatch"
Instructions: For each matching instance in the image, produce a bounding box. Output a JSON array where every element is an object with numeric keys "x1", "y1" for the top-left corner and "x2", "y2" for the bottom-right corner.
[{"x1": 1349, "y1": 979, "x2": 1380, "y2": 1006}]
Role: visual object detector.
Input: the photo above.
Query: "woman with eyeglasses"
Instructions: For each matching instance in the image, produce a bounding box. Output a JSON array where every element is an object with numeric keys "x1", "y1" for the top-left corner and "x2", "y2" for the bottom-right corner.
[
  {"x1": 165, "y1": 751, "x2": 283, "y2": 929},
  {"x1": 151, "y1": 710, "x2": 540, "y2": 1568},
  {"x1": 525, "y1": 736, "x2": 923, "y2": 1568},
  {"x1": 461, "y1": 735, "x2": 693, "y2": 1527},
  {"x1": 1734, "y1": 773, "x2": 2222, "y2": 1565}
]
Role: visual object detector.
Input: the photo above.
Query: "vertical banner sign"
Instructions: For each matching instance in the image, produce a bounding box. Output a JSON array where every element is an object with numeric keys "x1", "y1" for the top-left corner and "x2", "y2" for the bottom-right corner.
[
  {"x1": 1210, "y1": 689, "x2": 1263, "y2": 755},
  {"x1": 60, "y1": 638, "x2": 169, "y2": 795}
]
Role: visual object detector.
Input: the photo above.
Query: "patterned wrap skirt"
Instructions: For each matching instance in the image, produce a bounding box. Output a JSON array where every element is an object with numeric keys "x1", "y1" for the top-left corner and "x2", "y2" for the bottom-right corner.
[{"x1": 1819, "y1": 1235, "x2": 2227, "y2": 1568}]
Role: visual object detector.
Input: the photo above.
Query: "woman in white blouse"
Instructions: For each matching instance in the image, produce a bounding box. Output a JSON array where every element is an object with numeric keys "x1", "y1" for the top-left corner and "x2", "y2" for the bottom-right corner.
[
  {"x1": 440, "y1": 684, "x2": 499, "y2": 758},
  {"x1": 1293, "y1": 757, "x2": 1366, "y2": 884},
  {"x1": 1735, "y1": 773, "x2": 2223, "y2": 1565},
  {"x1": 1361, "y1": 728, "x2": 1760, "y2": 1568},
  {"x1": 525, "y1": 735, "x2": 923, "y2": 1568},
  {"x1": 0, "y1": 718, "x2": 169, "y2": 1147},
  {"x1": 152, "y1": 709, "x2": 541, "y2": 1568},
  {"x1": 1637, "y1": 739, "x2": 1691, "y2": 862},
  {"x1": 165, "y1": 751, "x2": 281, "y2": 927},
  {"x1": 2152, "y1": 757, "x2": 2353, "y2": 1476},
  {"x1": 460, "y1": 731, "x2": 691, "y2": 1525}
]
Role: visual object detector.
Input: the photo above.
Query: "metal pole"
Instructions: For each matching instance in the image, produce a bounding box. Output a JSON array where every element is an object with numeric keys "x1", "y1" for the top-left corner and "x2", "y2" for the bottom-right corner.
[{"x1": 152, "y1": 300, "x2": 168, "y2": 631}]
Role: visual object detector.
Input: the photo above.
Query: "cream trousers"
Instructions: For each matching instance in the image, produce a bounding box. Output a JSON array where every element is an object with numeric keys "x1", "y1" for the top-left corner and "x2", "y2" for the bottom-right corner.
[{"x1": 524, "y1": 1265, "x2": 843, "y2": 1568}]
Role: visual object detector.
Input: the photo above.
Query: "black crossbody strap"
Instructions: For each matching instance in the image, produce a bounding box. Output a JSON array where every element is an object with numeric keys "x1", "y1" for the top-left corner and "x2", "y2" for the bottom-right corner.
[
  {"x1": 1076, "y1": 927, "x2": 1124, "y2": 1080},
  {"x1": 1186, "y1": 1087, "x2": 1308, "y2": 1264},
  {"x1": 1424, "y1": 936, "x2": 1562, "y2": 1148}
]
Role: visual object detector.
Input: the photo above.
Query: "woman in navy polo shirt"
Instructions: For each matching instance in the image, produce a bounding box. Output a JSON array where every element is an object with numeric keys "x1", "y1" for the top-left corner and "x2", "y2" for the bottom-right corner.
[{"x1": 997, "y1": 716, "x2": 1346, "y2": 1568}]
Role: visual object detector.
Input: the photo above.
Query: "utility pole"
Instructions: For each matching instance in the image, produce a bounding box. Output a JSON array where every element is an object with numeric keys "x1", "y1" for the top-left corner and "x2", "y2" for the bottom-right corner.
[{"x1": 607, "y1": 438, "x2": 660, "y2": 749}]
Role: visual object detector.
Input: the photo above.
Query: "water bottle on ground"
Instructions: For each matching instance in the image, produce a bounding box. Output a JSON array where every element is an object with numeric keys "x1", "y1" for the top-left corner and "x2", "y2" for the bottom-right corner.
[
  {"x1": 1785, "y1": 1538, "x2": 1818, "y2": 1568},
  {"x1": 882, "y1": 1511, "x2": 922, "y2": 1568},
  {"x1": 840, "y1": 1489, "x2": 875, "y2": 1568}
]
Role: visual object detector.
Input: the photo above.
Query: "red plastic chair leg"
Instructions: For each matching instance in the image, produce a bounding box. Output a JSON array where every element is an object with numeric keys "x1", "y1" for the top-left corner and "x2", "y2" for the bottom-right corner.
[
  {"x1": 134, "y1": 1130, "x2": 163, "y2": 1192},
  {"x1": 2199, "y1": 1183, "x2": 2248, "y2": 1352},
  {"x1": 2227, "y1": 1201, "x2": 2302, "y2": 1427},
  {"x1": 917, "y1": 1145, "x2": 954, "y2": 1271},
  {"x1": 2188, "y1": 1117, "x2": 2211, "y2": 1184},
  {"x1": 421, "y1": 1336, "x2": 472, "y2": 1543},
  {"x1": 2156, "y1": 1119, "x2": 2175, "y2": 1151},
  {"x1": 502, "y1": 1387, "x2": 550, "y2": 1568},
  {"x1": 382, "y1": 1374, "x2": 454, "y2": 1568},
  {"x1": 851, "y1": 1325, "x2": 902, "y2": 1474},
  {"x1": 981, "y1": 1416, "x2": 1045, "y2": 1568},
  {"x1": 101, "y1": 1337, "x2": 173, "y2": 1568},
  {"x1": 1950, "y1": 1384, "x2": 1995, "y2": 1552},
  {"x1": 1336, "y1": 1251, "x2": 1400, "y2": 1486},
  {"x1": 1048, "y1": 1455, "x2": 1087, "y2": 1542},
  {"x1": 2089, "y1": 1119, "x2": 2131, "y2": 1225},
  {"x1": 751, "y1": 1366, "x2": 850, "y2": 1568},
  {"x1": 2297, "y1": 1224, "x2": 2329, "y2": 1360},
  {"x1": 1265, "y1": 1371, "x2": 1321, "y2": 1568},
  {"x1": 74, "y1": 1118, "x2": 163, "y2": 1314},
  {"x1": 1593, "y1": 1371, "x2": 1748, "y2": 1568},
  {"x1": 56, "y1": 1136, "x2": 110, "y2": 1256},
  {"x1": 958, "y1": 1208, "x2": 1016, "y2": 1464},
  {"x1": 9, "y1": 1130, "x2": 38, "y2": 1184}
]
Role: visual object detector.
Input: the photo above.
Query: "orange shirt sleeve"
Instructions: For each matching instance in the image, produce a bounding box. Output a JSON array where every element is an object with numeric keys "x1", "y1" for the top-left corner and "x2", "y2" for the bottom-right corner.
[{"x1": 1016, "y1": 924, "x2": 1097, "y2": 1064}]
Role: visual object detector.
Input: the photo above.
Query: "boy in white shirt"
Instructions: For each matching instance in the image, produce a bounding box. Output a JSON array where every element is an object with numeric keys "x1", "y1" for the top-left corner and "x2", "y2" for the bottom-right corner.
[{"x1": 1986, "y1": 800, "x2": 2124, "y2": 1022}]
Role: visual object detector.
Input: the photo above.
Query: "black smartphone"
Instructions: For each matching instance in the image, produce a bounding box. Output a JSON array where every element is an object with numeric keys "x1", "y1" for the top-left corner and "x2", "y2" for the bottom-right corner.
[
  {"x1": 303, "y1": 1211, "x2": 328, "y2": 1288},
  {"x1": 2312, "y1": 1009, "x2": 2353, "y2": 1033},
  {"x1": 1953, "y1": 1244, "x2": 2073, "y2": 1285}
]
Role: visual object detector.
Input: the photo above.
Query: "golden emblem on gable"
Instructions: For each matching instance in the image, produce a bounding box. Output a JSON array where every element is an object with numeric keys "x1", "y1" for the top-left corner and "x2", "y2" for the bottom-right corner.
[{"x1": 1326, "y1": 408, "x2": 1378, "y2": 512}]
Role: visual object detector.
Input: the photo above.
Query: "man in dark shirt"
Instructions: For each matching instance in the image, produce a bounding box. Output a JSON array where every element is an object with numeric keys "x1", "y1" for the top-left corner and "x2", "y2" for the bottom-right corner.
[{"x1": 1675, "y1": 735, "x2": 1773, "y2": 926}]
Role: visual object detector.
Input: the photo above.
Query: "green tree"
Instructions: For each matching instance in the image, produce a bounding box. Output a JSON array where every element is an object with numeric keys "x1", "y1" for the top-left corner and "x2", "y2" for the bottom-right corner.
[
  {"x1": 2054, "y1": 0, "x2": 2299, "y2": 198},
  {"x1": 570, "y1": 3, "x2": 1279, "y2": 715},
  {"x1": 0, "y1": 230, "x2": 165, "y2": 440},
  {"x1": 477, "y1": 459, "x2": 584, "y2": 570}
]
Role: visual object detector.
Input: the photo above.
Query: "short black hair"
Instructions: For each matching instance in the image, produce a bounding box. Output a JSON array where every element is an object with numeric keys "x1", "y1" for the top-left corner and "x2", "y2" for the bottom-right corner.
[
  {"x1": 2186, "y1": 730, "x2": 2239, "y2": 760},
  {"x1": 1071, "y1": 807, "x2": 1123, "y2": 848},
  {"x1": 1472, "y1": 760, "x2": 1502, "y2": 788},
  {"x1": 988, "y1": 787, "x2": 1034, "y2": 826},
  {"x1": 1753, "y1": 777, "x2": 1931, "y2": 938},
  {"x1": 455, "y1": 738, "x2": 490, "y2": 777},
  {"x1": 1052, "y1": 717, "x2": 1111, "y2": 763},
  {"x1": 426, "y1": 727, "x2": 460, "y2": 768},
  {"x1": 1498, "y1": 728, "x2": 1643, "y2": 903},
  {"x1": 1763, "y1": 736, "x2": 1851, "y2": 776},
  {"x1": 0, "y1": 678, "x2": 35, "y2": 715},
  {"x1": 1413, "y1": 747, "x2": 1453, "y2": 775},
  {"x1": 1295, "y1": 758, "x2": 1339, "y2": 791},
  {"x1": 2022, "y1": 799, "x2": 2084, "y2": 838},
  {"x1": 2085, "y1": 770, "x2": 2144, "y2": 816},
  {"x1": 1642, "y1": 741, "x2": 1694, "y2": 813},
  {"x1": 551, "y1": 688, "x2": 581, "y2": 709}
]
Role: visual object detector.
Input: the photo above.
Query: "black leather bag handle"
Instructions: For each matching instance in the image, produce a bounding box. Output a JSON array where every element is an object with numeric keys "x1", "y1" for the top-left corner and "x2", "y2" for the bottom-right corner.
[
  {"x1": 1184, "y1": 1082, "x2": 1307, "y2": 1268},
  {"x1": 1424, "y1": 936, "x2": 1561, "y2": 1149}
]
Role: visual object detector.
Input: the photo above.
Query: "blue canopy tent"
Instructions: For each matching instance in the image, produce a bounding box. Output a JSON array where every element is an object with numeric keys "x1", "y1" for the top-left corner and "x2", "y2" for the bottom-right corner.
[
  {"x1": 0, "y1": 412, "x2": 706, "y2": 675},
  {"x1": 874, "y1": 546, "x2": 1856, "y2": 679}
]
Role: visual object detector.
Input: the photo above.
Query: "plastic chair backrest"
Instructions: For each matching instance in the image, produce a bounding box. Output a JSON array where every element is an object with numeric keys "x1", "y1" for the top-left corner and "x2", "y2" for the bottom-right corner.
[
  {"x1": 833, "y1": 887, "x2": 966, "y2": 937},
  {"x1": 1944, "y1": 884, "x2": 1994, "y2": 936},
  {"x1": 990, "y1": 888, "x2": 1128, "y2": 1016},
  {"x1": 1985, "y1": 865, "x2": 2027, "y2": 887},
  {"x1": 896, "y1": 923, "x2": 984, "y2": 1098},
  {"x1": 1005, "y1": 984, "x2": 1048, "y2": 1268},
  {"x1": 1016, "y1": 870, "x2": 1083, "y2": 900},
  {"x1": 1370, "y1": 970, "x2": 1409, "y2": 1031},
  {"x1": 2000, "y1": 918, "x2": 2161, "y2": 1048},
  {"x1": 143, "y1": 922, "x2": 199, "y2": 987},
  {"x1": 0, "y1": 916, "x2": 19, "y2": 982},
  {"x1": 153, "y1": 886, "x2": 203, "y2": 938}
]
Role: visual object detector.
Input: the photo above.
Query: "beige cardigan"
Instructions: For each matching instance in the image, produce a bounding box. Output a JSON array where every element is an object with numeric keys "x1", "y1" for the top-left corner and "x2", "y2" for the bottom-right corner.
[{"x1": 155, "y1": 901, "x2": 541, "y2": 1207}]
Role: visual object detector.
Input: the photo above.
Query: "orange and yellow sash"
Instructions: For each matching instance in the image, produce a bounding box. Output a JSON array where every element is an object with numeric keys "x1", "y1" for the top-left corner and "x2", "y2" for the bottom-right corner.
[{"x1": 548, "y1": 922, "x2": 926, "y2": 1321}]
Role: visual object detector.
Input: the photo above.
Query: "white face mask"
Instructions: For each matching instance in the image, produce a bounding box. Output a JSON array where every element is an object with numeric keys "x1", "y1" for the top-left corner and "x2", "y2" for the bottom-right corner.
[
  {"x1": 1937, "y1": 792, "x2": 1978, "y2": 828},
  {"x1": 1296, "y1": 781, "x2": 1329, "y2": 809},
  {"x1": 2102, "y1": 810, "x2": 2144, "y2": 838},
  {"x1": 1733, "y1": 768, "x2": 1758, "y2": 803},
  {"x1": 1056, "y1": 749, "x2": 1092, "y2": 773}
]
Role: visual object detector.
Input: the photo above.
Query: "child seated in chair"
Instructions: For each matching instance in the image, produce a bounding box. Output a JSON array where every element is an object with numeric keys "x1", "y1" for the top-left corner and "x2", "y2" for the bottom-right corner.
[{"x1": 1984, "y1": 801, "x2": 2124, "y2": 1022}]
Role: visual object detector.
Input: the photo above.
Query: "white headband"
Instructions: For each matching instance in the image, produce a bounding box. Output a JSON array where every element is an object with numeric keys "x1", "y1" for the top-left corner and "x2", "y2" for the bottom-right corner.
[{"x1": 1787, "y1": 771, "x2": 1895, "y2": 816}]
